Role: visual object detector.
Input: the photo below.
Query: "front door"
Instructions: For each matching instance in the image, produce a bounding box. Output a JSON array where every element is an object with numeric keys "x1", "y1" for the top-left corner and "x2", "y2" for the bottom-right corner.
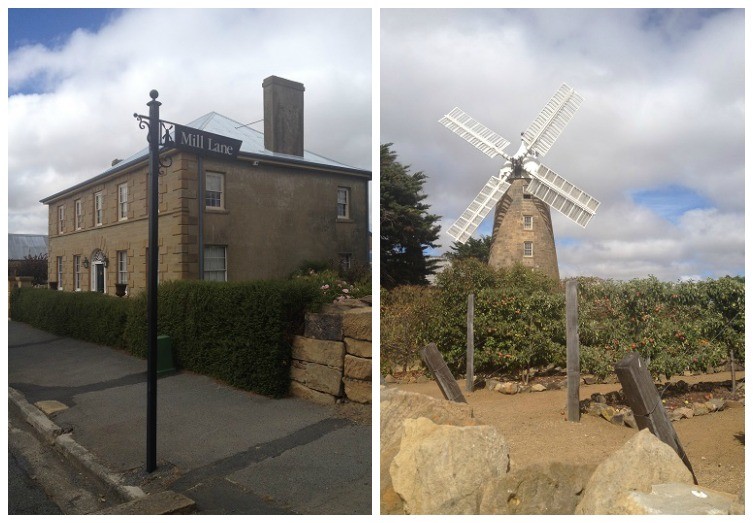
[{"x1": 95, "y1": 264, "x2": 105, "y2": 293}]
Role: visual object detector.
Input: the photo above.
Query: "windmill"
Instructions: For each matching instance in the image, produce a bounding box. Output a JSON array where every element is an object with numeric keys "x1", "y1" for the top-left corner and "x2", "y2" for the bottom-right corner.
[{"x1": 439, "y1": 83, "x2": 599, "y2": 280}]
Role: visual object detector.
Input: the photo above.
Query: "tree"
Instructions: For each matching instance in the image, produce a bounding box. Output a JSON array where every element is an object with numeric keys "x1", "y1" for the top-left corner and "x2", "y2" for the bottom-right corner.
[
  {"x1": 17, "y1": 253, "x2": 48, "y2": 285},
  {"x1": 380, "y1": 143, "x2": 441, "y2": 289},
  {"x1": 446, "y1": 235, "x2": 493, "y2": 263}
]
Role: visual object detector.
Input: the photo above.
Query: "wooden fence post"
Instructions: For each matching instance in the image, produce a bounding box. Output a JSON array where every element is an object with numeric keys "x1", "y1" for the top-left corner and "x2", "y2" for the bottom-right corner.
[
  {"x1": 566, "y1": 280, "x2": 580, "y2": 422},
  {"x1": 615, "y1": 352, "x2": 697, "y2": 484},
  {"x1": 466, "y1": 293, "x2": 475, "y2": 393},
  {"x1": 730, "y1": 349, "x2": 737, "y2": 393},
  {"x1": 420, "y1": 343, "x2": 467, "y2": 403}
]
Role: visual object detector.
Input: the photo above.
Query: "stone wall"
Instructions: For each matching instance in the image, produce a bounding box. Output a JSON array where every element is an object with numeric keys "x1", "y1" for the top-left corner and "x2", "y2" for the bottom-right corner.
[{"x1": 290, "y1": 298, "x2": 372, "y2": 405}]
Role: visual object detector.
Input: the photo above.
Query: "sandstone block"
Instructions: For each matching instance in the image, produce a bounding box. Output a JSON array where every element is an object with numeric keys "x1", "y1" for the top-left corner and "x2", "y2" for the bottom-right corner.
[
  {"x1": 289, "y1": 381, "x2": 337, "y2": 405},
  {"x1": 575, "y1": 429, "x2": 694, "y2": 514},
  {"x1": 345, "y1": 337, "x2": 371, "y2": 358},
  {"x1": 344, "y1": 354, "x2": 371, "y2": 380},
  {"x1": 391, "y1": 417, "x2": 509, "y2": 514},
  {"x1": 292, "y1": 336, "x2": 345, "y2": 369},
  {"x1": 290, "y1": 360, "x2": 343, "y2": 396},
  {"x1": 342, "y1": 308, "x2": 371, "y2": 341},
  {"x1": 495, "y1": 382, "x2": 519, "y2": 395},
  {"x1": 530, "y1": 384, "x2": 547, "y2": 392},
  {"x1": 343, "y1": 377, "x2": 371, "y2": 404},
  {"x1": 612, "y1": 483, "x2": 739, "y2": 515},
  {"x1": 380, "y1": 387, "x2": 476, "y2": 514},
  {"x1": 304, "y1": 312, "x2": 343, "y2": 341}
]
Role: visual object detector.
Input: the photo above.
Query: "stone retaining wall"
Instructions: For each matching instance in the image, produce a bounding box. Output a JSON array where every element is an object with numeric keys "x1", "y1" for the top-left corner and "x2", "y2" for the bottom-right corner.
[{"x1": 290, "y1": 298, "x2": 372, "y2": 405}]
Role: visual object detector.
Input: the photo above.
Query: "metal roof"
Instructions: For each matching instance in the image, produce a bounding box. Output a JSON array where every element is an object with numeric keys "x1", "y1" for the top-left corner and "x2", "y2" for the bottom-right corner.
[
  {"x1": 8, "y1": 234, "x2": 49, "y2": 260},
  {"x1": 42, "y1": 111, "x2": 370, "y2": 204}
]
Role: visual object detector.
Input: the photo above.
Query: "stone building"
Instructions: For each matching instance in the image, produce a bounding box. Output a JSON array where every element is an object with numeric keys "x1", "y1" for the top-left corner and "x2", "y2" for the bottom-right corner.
[
  {"x1": 41, "y1": 76, "x2": 371, "y2": 295},
  {"x1": 488, "y1": 178, "x2": 560, "y2": 281}
]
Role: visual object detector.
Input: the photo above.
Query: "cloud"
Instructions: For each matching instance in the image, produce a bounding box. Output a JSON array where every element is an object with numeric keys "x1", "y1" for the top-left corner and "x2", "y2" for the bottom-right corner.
[
  {"x1": 8, "y1": 8, "x2": 372, "y2": 234},
  {"x1": 381, "y1": 8, "x2": 744, "y2": 281}
]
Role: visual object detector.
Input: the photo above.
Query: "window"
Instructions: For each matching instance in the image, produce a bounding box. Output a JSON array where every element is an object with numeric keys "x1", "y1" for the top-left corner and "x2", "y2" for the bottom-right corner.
[
  {"x1": 58, "y1": 205, "x2": 65, "y2": 233},
  {"x1": 337, "y1": 187, "x2": 350, "y2": 219},
  {"x1": 118, "y1": 184, "x2": 128, "y2": 220},
  {"x1": 73, "y1": 255, "x2": 81, "y2": 291},
  {"x1": 57, "y1": 256, "x2": 63, "y2": 290},
  {"x1": 524, "y1": 241, "x2": 534, "y2": 257},
  {"x1": 117, "y1": 250, "x2": 128, "y2": 284},
  {"x1": 75, "y1": 200, "x2": 83, "y2": 230},
  {"x1": 339, "y1": 253, "x2": 352, "y2": 273},
  {"x1": 205, "y1": 172, "x2": 224, "y2": 209},
  {"x1": 95, "y1": 192, "x2": 104, "y2": 226},
  {"x1": 523, "y1": 215, "x2": 533, "y2": 230},
  {"x1": 523, "y1": 193, "x2": 532, "y2": 200},
  {"x1": 204, "y1": 245, "x2": 227, "y2": 281}
]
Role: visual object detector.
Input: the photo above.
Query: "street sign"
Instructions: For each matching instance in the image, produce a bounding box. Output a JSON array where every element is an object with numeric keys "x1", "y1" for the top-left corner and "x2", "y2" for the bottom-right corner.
[{"x1": 171, "y1": 124, "x2": 242, "y2": 160}]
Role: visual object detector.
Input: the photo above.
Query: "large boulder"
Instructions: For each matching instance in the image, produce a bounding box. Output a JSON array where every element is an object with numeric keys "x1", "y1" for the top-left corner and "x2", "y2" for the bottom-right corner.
[
  {"x1": 380, "y1": 387, "x2": 476, "y2": 514},
  {"x1": 575, "y1": 429, "x2": 694, "y2": 514},
  {"x1": 390, "y1": 417, "x2": 510, "y2": 514},
  {"x1": 480, "y1": 462, "x2": 595, "y2": 515},
  {"x1": 612, "y1": 483, "x2": 740, "y2": 515}
]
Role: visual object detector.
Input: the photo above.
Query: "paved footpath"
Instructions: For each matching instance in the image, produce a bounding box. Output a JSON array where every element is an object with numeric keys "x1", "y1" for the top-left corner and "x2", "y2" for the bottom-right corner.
[{"x1": 8, "y1": 320, "x2": 372, "y2": 515}]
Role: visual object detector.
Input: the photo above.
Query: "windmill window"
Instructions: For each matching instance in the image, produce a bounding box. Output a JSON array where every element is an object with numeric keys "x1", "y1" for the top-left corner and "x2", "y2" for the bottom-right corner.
[
  {"x1": 524, "y1": 241, "x2": 534, "y2": 257},
  {"x1": 523, "y1": 215, "x2": 533, "y2": 230}
]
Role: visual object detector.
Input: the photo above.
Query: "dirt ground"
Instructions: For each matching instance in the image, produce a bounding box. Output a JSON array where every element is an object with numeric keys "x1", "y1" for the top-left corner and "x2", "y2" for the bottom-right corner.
[{"x1": 394, "y1": 371, "x2": 744, "y2": 498}]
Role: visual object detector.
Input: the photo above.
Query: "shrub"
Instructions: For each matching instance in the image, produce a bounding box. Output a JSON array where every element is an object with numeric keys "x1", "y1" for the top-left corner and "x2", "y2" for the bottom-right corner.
[
  {"x1": 124, "y1": 279, "x2": 319, "y2": 397},
  {"x1": 290, "y1": 267, "x2": 371, "y2": 307},
  {"x1": 9, "y1": 287, "x2": 132, "y2": 348}
]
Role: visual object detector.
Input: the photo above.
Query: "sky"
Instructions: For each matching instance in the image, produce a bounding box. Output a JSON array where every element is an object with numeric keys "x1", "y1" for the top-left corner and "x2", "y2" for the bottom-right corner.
[
  {"x1": 6, "y1": 8, "x2": 372, "y2": 235},
  {"x1": 381, "y1": 8, "x2": 745, "y2": 282}
]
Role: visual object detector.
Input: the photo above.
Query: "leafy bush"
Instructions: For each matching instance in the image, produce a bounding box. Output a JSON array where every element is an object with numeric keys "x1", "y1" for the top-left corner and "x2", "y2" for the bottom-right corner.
[
  {"x1": 290, "y1": 267, "x2": 371, "y2": 308},
  {"x1": 9, "y1": 287, "x2": 132, "y2": 348},
  {"x1": 124, "y1": 280, "x2": 319, "y2": 397}
]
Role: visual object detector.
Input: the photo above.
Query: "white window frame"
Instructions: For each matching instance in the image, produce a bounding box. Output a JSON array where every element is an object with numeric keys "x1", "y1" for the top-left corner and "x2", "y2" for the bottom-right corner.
[
  {"x1": 117, "y1": 250, "x2": 128, "y2": 284},
  {"x1": 95, "y1": 192, "x2": 104, "y2": 226},
  {"x1": 523, "y1": 215, "x2": 533, "y2": 230},
  {"x1": 524, "y1": 241, "x2": 534, "y2": 257},
  {"x1": 205, "y1": 171, "x2": 224, "y2": 209},
  {"x1": 337, "y1": 187, "x2": 350, "y2": 219},
  {"x1": 118, "y1": 183, "x2": 128, "y2": 220},
  {"x1": 57, "y1": 256, "x2": 63, "y2": 290},
  {"x1": 203, "y1": 245, "x2": 227, "y2": 281},
  {"x1": 58, "y1": 205, "x2": 65, "y2": 234},
  {"x1": 74, "y1": 255, "x2": 81, "y2": 291},
  {"x1": 75, "y1": 199, "x2": 83, "y2": 230}
]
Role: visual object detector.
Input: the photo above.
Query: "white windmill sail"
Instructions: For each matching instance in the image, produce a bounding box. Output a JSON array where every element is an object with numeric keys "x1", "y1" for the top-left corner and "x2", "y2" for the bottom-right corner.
[
  {"x1": 522, "y1": 83, "x2": 583, "y2": 158},
  {"x1": 524, "y1": 164, "x2": 600, "y2": 227},
  {"x1": 447, "y1": 170, "x2": 512, "y2": 243},
  {"x1": 439, "y1": 108, "x2": 511, "y2": 159}
]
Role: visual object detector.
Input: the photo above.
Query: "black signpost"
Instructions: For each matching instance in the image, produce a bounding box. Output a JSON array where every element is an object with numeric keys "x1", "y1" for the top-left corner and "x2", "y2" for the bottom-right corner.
[{"x1": 133, "y1": 92, "x2": 242, "y2": 473}]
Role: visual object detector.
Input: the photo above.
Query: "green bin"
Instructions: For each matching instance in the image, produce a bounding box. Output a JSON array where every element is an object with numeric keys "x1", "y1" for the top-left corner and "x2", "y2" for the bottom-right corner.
[{"x1": 157, "y1": 335, "x2": 176, "y2": 376}]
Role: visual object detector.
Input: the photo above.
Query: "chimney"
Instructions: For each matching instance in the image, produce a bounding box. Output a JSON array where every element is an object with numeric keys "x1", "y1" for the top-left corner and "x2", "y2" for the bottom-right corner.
[{"x1": 263, "y1": 75, "x2": 305, "y2": 157}]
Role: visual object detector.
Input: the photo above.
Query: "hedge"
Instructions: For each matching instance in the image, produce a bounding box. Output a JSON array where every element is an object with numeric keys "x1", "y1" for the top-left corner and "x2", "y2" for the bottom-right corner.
[
  {"x1": 9, "y1": 287, "x2": 132, "y2": 348},
  {"x1": 10, "y1": 279, "x2": 320, "y2": 398}
]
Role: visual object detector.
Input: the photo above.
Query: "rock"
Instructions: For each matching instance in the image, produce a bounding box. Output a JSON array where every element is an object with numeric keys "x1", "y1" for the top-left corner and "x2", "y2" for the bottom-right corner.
[
  {"x1": 344, "y1": 337, "x2": 371, "y2": 358},
  {"x1": 591, "y1": 393, "x2": 607, "y2": 404},
  {"x1": 673, "y1": 407, "x2": 694, "y2": 420},
  {"x1": 586, "y1": 402, "x2": 611, "y2": 418},
  {"x1": 290, "y1": 360, "x2": 343, "y2": 396},
  {"x1": 612, "y1": 483, "x2": 740, "y2": 515},
  {"x1": 598, "y1": 405, "x2": 618, "y2": 423},
  {"x1": 292, "y1": 336, "x2": 345, "y2": 368},
  {"x1": 692, "y1": 402, "x2": 709, "y2": 416},
  {"x1": 289, "y1": 381, "x2": 337, "y2": 405},
  {"x1": 342, "y1": 308, "x2": 371, "y2": 341},
  {"x1": 495, "y1": 382, "x2": 520, "y2": 395},
  {"x1": 485, "y1": 378, "x2": 502, "y2": 390},
  {"x1": 583, "y1": 376, "x2": 599, "y2": 385},
  {"x1": 575, "y1": 429, "x2": 695, "y2": 514},
  {"x1": 609, "y1": 413, "x2": 625, "y2": 426},
  {"x1": 344, "y1": 354, "x2": 371, "y2": 380},
  {"x1": 480, "y1": 462, "x2": 595, "y2": 514},
  {"x1": 343, "y1": 377, "x2": 371, "y2": 403},
  {"x1": 622, "y1": 409, "x2": 638, "y2": 430},
  {"x1": 384, "y1": 374, "x2": 397, "y2": 384},
  {"x1": 531, "y1": 384, "x2": 547, "y2": 392},
  {"x1": 668, "y1": 409, "x2": 684, "y2": 422},
  {"x1": 705, "y1": 398, "x2": 725, "y2": 412},
  {"x1": 390, "y1": 417, "x2": 510, "y2": 514},
  {"x1": 380, "y1": 387, "x2": 476, "y2": 514},
  {"x1": 304, "y1": 312, "x2": 343, "y2": 340}
]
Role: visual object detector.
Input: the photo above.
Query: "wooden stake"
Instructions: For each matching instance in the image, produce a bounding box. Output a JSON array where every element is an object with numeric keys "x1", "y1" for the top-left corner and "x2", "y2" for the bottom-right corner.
[
  {"x1": 616, "y1": 352, "x2": 697, "y2": 484},
  {"x1": 420, "y1": 343, "x2": 467, "y2": 403},
  {"x1": 466, "y1": 293, "x2": 475, "y2": 393},
  {"x1": 566, "y1": 280, "x2": 580, "y2": 422}
]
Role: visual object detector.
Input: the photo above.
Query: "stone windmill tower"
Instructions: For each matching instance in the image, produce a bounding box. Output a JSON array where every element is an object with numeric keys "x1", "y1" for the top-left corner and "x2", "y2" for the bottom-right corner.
[{"x1": 439, "y1": 84, "x2": 599, "y2": 281}]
